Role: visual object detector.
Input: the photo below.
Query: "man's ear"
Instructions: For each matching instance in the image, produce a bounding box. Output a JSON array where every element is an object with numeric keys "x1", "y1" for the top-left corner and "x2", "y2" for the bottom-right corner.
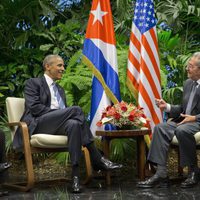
[{"x1": 45, "y1": 64, "x2": 50, "y2": 71}]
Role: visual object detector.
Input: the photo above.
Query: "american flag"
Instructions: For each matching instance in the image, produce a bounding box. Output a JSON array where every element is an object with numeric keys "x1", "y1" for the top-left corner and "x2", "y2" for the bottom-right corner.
[{"x1": 127, "y1": 0, "x2": 162, "y2": 145}]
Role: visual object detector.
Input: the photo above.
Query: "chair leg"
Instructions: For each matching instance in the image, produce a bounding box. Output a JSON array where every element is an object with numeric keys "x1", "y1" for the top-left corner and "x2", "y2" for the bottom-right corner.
[
  {"x1": 3, "y1": 151, "x2": 35, "y2": 192},
  {"x1": 82, "y1": 147, "x2": 92, "y2": 184},
  {"x1": 3, "y1": 123, "x2": 35, "y2": 192}
]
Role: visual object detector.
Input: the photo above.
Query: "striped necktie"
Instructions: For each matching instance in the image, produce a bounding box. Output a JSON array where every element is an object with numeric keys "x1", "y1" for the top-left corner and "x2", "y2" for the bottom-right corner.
[
  {"x1": 52, "y1": 83, "x2": 65, "y2": 109},
  {"x1": 185, "y1": 81, "x2": 198, "y2": 115}
]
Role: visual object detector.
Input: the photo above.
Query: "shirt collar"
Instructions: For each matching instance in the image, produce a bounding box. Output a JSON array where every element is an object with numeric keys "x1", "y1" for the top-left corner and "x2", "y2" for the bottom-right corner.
[
  {"x1": 44, "y1": 74, "x2": 54, "y2": 87},
  {"x1": 194, "y1": 79, "x2": 200, "y2": 88}
]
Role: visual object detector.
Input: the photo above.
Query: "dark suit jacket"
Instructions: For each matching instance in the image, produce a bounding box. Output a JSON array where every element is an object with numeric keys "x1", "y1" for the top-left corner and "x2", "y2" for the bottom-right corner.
[
  {"x1": 169, "y1": 79, "x2": 200, "y2": 125},
  {"x1": 13, "y1": 76, "x2": 67, "y2": 149}
]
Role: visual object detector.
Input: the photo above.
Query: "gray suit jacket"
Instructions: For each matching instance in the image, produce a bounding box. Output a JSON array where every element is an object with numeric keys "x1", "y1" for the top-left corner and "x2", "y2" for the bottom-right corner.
[
  {"x1": 13, "y1": 76, "x2": 67, "y2": 149},
  {"x1": 169, "y1": 79, "x2": 200, "y2": 125}
]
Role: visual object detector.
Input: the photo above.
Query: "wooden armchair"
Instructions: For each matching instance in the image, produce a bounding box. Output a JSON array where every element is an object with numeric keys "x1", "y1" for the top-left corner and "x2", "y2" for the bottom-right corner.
[{"x1": 3, "y1": 97, "x2": 92, "y2": 191}]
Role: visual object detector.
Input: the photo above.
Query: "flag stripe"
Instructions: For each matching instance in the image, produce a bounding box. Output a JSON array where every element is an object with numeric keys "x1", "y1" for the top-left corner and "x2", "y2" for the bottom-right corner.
[
  {"x1": 127, "y1": 68, "x2": 139, "y2": 90},
  {"x1": 128, "y1": 48, "x2": 140, "y2": 73},
  {"x1": 83, "y1": 39, "x2": 120, "y2": 102},
  {"x1": 130, "y1": 28, "x2": 141, "y2": 53},
  {"x1": 140, "y1": 54, "x2": 161, "y2": 99},
  {"x1": 149, "y1": 27, "x2": 159, "y2": 52},
  {"x1": 91, "y1": 38, "x2": 118, "y2": 74},
  {"x1": 139, "y1": 81, "x2": 162, "y2": 125},
  {"x1": 143, "y1": 30, "x2": 160, "y2": 82}
]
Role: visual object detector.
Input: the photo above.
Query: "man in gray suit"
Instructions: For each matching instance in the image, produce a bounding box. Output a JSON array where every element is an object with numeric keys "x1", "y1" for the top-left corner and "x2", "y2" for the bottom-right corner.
[
  {"x1": 13, "y1": 54, "x2": 122, "y2": 193},
  {"x1": 137, "y1": 52, "x2": 200, "y2": 188}
]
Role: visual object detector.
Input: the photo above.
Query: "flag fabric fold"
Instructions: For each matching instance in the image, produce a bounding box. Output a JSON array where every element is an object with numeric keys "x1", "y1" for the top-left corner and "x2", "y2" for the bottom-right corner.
[
  {"x1": 83, "y1": 0, "x2": 121, "y2": 135},
  {"x1": 126, "y1": 0, "x2": 163, "y2": 146}
]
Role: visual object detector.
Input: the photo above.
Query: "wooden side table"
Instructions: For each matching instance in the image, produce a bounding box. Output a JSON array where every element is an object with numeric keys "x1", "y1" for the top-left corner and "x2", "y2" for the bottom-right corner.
[{"x1": 96, "y1": 129, "x2": 151, "y2": 185}]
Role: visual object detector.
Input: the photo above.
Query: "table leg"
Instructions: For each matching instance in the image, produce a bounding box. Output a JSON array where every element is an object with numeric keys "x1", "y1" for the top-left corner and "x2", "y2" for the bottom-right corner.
[
  {"x1": 102, "y1": 138, "x2": 111, "y2": 185},
  {"x1": 137, "y1": 136, "x2": 146, "y2": 180}
]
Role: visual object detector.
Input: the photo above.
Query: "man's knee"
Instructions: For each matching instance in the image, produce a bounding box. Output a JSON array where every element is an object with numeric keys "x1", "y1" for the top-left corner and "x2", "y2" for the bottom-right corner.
[
  {"x1": 67, "y1": 119, "x2": 81, "y2": 128},
  {"x1": 71, "y1": 106, "x2": 83, "y2": 114},
  {"x1": 65, "y1": 119, "x2": 83, "y2": 135},
  {"x1": 153, "y1": 123, "x2": 167, "y2": 135},
  {"x1": 175, "y1": 125, "x2": 186, "y2": 138}
]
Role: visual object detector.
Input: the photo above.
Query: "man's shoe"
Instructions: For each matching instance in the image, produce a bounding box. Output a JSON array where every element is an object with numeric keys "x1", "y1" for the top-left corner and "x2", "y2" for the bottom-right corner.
[
  {"x1": 0, "y1": 191, "x2": 9, "y2": 197},
  {"x1": 137, "y1": 174, "x2": 170, "y2": 188},
  {"x1": 93, "y1": 157, "x2": 123, "y2": 171},
  {"x1": 71, "y1": 176, "x2": 81, "y2": 193},
  {"x1": 0, "y1": 162, "x2": 12, "y2": 173},
  {"x1": 181, "y1": 171, "x2": 200, "y2": 188}
]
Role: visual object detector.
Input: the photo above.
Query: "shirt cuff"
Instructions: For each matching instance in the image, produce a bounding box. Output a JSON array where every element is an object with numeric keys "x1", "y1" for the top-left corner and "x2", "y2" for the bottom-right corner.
[{"x1": 165, "y1": 103, "x2": 171, "y2": 113}]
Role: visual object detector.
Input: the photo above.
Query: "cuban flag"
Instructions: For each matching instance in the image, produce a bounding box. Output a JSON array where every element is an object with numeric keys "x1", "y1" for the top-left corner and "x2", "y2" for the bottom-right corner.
[{"x1": 82, "y1": 0, "x2": 121, "y2": 135}]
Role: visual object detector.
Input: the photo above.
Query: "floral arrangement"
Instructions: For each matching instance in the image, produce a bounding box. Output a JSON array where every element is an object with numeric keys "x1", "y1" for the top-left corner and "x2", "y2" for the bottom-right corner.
[{"x1": 96, "y1": 101, "x2": 149, "y2": 128}]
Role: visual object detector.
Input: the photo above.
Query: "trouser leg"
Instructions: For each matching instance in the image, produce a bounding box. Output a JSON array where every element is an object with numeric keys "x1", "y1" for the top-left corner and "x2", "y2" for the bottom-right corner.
[
  {"x1": 0, "y1": 129, "x2": 8, "y2": 184},
  {"x1": 147, "y1": 122, "x2": 176, "y2": 166},
  {"x1": 0, "y1": 130, "x2": 5, "y2": 163},
  {"x1": 64, "y1": 119, "x2": 82, "y2": 165},
  {"x1": 175, "y1": 122, "x2": 199, "y2": 167}
]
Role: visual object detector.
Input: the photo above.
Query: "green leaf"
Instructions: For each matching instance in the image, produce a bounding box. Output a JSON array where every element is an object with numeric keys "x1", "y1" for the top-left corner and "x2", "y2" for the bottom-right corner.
[
  {"x1": 39, "y1": 0, "x2": 56, "y2": 20},
  {"x1": 40, "y1": 44, "x2": 54, "y2": 51},
  {"x1": 53, "y1": 47, "x2": 60, "y2": 54},
  {"x1": 0, "y1": 86, "x2": 9, "y2": 90},
  {"x1": 7, "y1": 82, "x2": 15, "y2": 91},
  {"x1": 33, "y1": 31, "x2": 55, "y2": 41},
  {"x1": 14, "y1": 32, "x2": 29, "y2": 49}
]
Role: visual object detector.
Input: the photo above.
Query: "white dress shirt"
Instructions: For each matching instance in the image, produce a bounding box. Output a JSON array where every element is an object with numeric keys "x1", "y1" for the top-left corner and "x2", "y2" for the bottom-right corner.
[{"x1": 44, "y1": 74, "x2": 60, "y2": 109}]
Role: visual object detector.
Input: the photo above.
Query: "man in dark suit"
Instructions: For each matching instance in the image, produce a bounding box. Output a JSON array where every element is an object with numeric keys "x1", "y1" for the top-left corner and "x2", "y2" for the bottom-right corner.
[
  {"x1": 13, "y1": 54, "x2": 122, "y2": 193},
  {"x1": 0, "y1": 129, "x2": 12, "y2": 173},
  {"x1": 137, "y1": 52, "x2": 200, "y2": 188},
  {"x1": 0, "y1": 129, "x2": 11, "y2": 197}
]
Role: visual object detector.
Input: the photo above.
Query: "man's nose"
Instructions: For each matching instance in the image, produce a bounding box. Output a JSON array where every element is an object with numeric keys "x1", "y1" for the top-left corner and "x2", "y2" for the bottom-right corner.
[{"x1": 61, "y1": 65, "x2": 65, "y2": 71}]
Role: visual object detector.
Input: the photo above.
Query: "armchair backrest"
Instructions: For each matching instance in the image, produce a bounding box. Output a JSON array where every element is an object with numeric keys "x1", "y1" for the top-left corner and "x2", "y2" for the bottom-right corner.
[{"x1": 6, "y1": 97, "x2": 25, "y2": 139}]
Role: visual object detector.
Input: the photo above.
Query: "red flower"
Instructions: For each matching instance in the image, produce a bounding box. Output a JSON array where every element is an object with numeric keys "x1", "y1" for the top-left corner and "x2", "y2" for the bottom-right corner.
[
  {"x1": 121, "y1": 105, "x2": 127, "y2": 112},
  {"x1": 101, "y1": 112, "x2": 107, "y2": 119},
  {"x1": 107, "y1": 107, "x2": 117, "y2": 116},
  {"x1": 106, "y1": 105, "x2": 112, "y2": 111},
  {"x1": 119, "y1": 101, "x2": 127, "y2": 112},
  {"x1": 96, "y1": 121, "x2": 103, "y2": 127},
  {"x1": 114, "y1": 112, "x2": 121, "y2": 120},
  {"x1": 128, "y1": 115, "x2": 134, "y2": 121}
]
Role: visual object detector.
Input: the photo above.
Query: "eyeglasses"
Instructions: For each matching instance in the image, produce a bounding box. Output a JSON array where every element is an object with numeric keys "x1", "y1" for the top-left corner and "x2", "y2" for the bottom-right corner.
[{"x1": 186, "y1": 64, "x2": 198, "y2": 70}]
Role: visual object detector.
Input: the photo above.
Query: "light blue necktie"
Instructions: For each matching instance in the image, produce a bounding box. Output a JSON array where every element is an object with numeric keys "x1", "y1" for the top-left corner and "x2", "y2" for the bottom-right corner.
[
  {"x1": 185, "y1": 82, "x2": 198, "y2": 114},
  {"x1": 52, "y1": 83, "x2": 65, "y2": 109}
]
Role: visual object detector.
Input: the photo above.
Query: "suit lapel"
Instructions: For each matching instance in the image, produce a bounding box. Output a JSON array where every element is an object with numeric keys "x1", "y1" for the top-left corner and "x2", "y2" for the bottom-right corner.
[
  {"x1": 191, "y1": 85, "x2": 200, "y2": 112},
  {"x1": 41, "y1": 76, "x2": 51, "y2": 106},
  {"x1": 183, "y1": 81, "x2": 193, "y2": 111}
]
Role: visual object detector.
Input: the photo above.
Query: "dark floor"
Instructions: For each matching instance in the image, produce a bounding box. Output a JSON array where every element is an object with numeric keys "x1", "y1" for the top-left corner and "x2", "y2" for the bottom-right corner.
[{"x1": 1, "y1": 171, "x2": 200, "y2": 200}]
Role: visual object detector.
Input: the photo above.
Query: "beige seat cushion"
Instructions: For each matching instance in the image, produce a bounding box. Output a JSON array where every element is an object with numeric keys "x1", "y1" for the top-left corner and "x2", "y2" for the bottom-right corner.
[
  {"x1": 171, "y1": 131, "x2": 200, "y2": 145},
  {"x1": 30, "y1": 134, "x2": 68, "y2": 148}
]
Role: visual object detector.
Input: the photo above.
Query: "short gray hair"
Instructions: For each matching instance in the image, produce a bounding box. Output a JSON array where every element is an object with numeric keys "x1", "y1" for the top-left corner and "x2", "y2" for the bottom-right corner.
[
  {"x1": 42, "y1": 54, "x2": 63, "y2": 70},
  {"x1": 192, "y1": 52, "x2": 200, "y2": 68}
]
